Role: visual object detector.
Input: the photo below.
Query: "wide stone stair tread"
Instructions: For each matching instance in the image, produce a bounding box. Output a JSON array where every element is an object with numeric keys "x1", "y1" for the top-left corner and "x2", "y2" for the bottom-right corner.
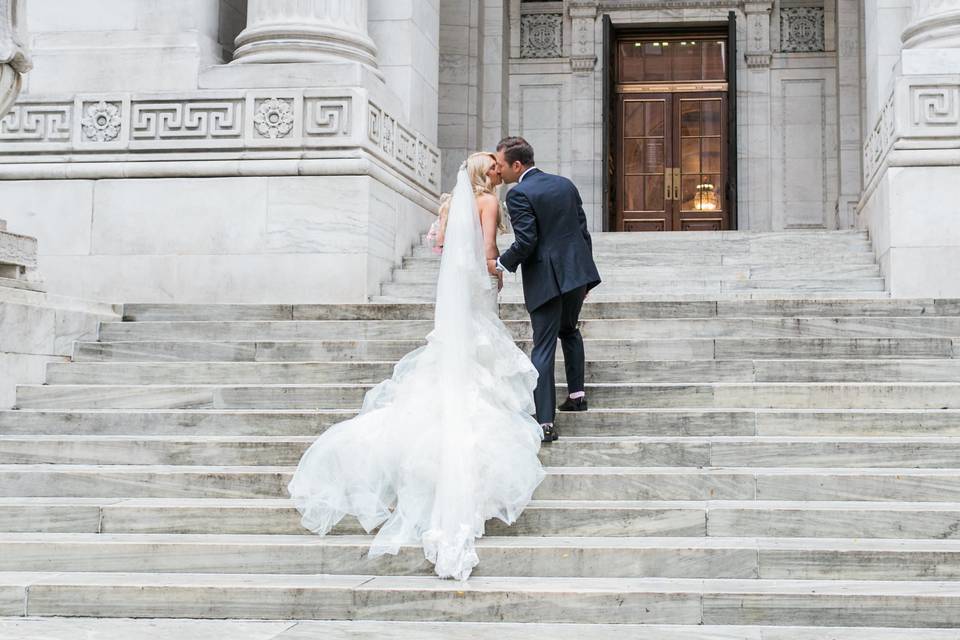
[
  {"x1": 6, "y1": 408, "x2": 960, "y2": 437},
  {"x1": 16, "y1": 381, "x2": 960, "y2": 410},
  {"x1": 3, "y1": 572, "x2": 960, "y2": 625},
  {"x1": 4, "y1": 533, "x2": 960, "y2": 581},
  {"x1": 7, "y1": 496, "x2": 960, "y2": 539},
  {"x1": 95, "y1": 316, "x2": 960, "y2": 342},
  {"x1": 9, "y1": 434, "x2": 960, "y2": 468},
  {"x1": 12, "y1": 464, "x2": 960, "y2": 502},
  {"x1": 41, "y1": 359, "x2": 960, "y2": 385},
  {"x1": 4, "y1": 619, "x2": 960, "y2": 640},
  {"x1": 121, "y1": 298, "x2": 960, "y2": 321},
  {"x1": 69, "y1": 337, "x2": 960, "y2": 362}
]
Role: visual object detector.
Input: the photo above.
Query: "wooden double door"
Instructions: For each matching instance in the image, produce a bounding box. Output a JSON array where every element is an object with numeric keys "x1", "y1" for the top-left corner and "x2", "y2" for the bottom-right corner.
[{"x1": 615, "y1": 90, "x2": 728, "y2": 232}]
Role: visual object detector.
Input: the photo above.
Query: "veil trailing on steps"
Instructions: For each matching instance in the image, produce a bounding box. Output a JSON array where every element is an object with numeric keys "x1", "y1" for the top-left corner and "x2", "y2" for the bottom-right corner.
[{"x1": 287, "y1": 167, "x2": 545, "y2": 581}]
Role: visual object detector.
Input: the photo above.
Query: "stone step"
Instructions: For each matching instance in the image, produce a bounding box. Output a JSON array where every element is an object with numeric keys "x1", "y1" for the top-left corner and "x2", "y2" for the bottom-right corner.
[
  {"x1": 119, "y1": 299, "x2": 960, "y2": 322},
  {"x1": 410, "y1": 244, "x2": 877, "y2": 260},
  {"x1": 16, "y1": 382, "x2": 960, "y2": 410},
  {"x1": 6, "y1": 435, "x2": 960, "y2": 468},
  {"x1": 43, "y1": 359, "x2": 960, "y2": 385},
  {"x1": 6, "y1": 497, "x2": 960, "y2": 540},
  {"x1": 377, "y1": 291, "x2": 894, "y2": 304},
  {"x1": 4, "y1": 619, "x2": 960, "y2": 640},
  {"x1": 400, "y1": 254, "x2": 877, "y2": 268},
  {"x1": 5, "y1": 408, "x2": 960, "y2": 438},
  {"x1": 479, "y1": 229, "x2": 871, "y2": 243},
  {"x1": 2, "y1": 533, "x2": 960, "y2": 581},
  {"x1": 72, "y1": 337, "x2": 960, "y2": 363},
  {"x1": 392, "y1": 265, "x2": 882, "y2": 284},
  {"x1": 403, "y1": 252, "x2": 881, "y2": 268},
  {"x1": 1, "y1": 572, "x2": 958, "y2": 625},
  {"x1": 380, "y1": 280, "x2": 888, "y2": 298},
  {"x1": 96, "y1": 317, "x2": 960, "y2": 342},
  {"x1": 8, "y1": 465, "x2": 960, "y2": 502}
]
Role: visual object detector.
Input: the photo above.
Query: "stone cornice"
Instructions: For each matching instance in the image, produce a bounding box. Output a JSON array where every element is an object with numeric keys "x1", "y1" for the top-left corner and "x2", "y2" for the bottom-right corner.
[{"x1": 597, "y1": 0, "x2": 739, "y2": 9}]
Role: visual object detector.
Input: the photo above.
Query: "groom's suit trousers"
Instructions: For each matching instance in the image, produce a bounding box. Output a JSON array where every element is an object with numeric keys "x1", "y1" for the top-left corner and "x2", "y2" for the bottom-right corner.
[{"x1": 529, "y1": 285, "x2": 588, "y2": 424}]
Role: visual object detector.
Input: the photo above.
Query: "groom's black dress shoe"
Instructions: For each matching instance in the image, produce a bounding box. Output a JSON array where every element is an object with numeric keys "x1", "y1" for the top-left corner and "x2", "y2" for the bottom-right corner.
[
  {"x1": 558, "y1": 396, "x2": 588, "y2": 412},
  {"x1": 541, "y1": 423, "x2": 559, "y2": 443}
]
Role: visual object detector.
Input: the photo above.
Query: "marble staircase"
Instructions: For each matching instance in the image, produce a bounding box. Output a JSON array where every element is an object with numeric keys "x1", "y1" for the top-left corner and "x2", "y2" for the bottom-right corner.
[
  {"x1": 4, "y1": 289, "x2": 960, "y2": 634},
  {"x1": 375, "y1": 230, "x2": 887, "y2": 302}
]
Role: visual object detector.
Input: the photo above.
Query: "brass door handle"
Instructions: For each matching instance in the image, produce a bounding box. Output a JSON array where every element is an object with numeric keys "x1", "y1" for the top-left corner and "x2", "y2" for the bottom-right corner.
[
  {"x1": 673, "y1": 168, "x2": 681, "y2": 201},
  {"x1": 664, "y1": 168, "x2": 673, "y2": 200}
]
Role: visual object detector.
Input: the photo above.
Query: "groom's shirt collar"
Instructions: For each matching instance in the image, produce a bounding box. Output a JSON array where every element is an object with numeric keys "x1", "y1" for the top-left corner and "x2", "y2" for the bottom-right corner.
[{"x1": 518, "y1": 166, "x2": 537, "y2": 183}]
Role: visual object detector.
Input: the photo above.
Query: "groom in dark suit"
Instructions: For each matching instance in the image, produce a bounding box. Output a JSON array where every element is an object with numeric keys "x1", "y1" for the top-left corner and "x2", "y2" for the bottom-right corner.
[{"x1": 490, "y1": 137, "x2": 601, "y2": 443}]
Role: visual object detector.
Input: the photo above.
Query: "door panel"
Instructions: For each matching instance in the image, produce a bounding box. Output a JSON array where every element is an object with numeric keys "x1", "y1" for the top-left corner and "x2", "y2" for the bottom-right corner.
[
  {"x1": 611, "y1": 31, "x2": 734, "y2": 232},
  {"x1": 616, "y1": 94, "x2": 672, "y2": 233},
  {"x1": 614, "y1": 91, "x2": 727, "y2": 232}
]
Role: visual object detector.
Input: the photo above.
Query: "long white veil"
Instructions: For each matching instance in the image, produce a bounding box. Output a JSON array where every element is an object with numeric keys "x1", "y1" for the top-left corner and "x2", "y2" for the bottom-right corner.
[{"x1": 288, "y1": 167, "x2": 543, "y2": 581}]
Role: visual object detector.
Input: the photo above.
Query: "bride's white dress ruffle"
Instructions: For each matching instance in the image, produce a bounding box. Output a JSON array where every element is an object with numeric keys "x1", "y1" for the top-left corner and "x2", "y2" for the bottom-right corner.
[{"x1": 287, "y1": 168, "x2": 544, "y2": 581}]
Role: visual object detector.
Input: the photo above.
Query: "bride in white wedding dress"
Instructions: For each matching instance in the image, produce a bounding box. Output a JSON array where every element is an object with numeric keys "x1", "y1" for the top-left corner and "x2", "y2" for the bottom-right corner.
[{"x1": 287, "y1": 153, "x2": 545, "y2": 581}]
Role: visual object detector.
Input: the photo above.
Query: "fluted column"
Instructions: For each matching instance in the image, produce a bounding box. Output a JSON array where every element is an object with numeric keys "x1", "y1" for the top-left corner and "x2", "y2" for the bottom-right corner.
[
  {"x1": 902, "y1": 0, "x2": 960, "y2": 49},
  {"x1": 232, "y1": 0, "x2": 379, "y2": 69},
  {"x1": 0, "y1": 0, "x2": 30, "y2": 119}
]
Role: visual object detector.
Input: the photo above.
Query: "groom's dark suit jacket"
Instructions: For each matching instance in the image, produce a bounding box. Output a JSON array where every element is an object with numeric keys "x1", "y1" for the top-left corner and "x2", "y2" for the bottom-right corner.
[{"x1": 499, "y1": 168, "x2": 601, "y2": 312}]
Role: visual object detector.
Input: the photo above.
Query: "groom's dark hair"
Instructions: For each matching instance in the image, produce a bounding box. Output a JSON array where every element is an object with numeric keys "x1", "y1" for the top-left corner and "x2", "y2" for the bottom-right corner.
[{"x1": 497, "y1": 136, "x2": 535, "y2": 167}]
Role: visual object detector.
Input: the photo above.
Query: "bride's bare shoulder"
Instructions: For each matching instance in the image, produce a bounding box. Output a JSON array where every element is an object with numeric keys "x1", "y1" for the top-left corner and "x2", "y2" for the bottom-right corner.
[{"x1": 475, "y1": 192, "x2": 498, "y2": 210}]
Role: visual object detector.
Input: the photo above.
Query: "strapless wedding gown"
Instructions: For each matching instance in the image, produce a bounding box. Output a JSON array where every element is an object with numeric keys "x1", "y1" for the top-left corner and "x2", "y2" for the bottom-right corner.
[{"x1": 287, "y1": 168, "x2": 544, "y2": 581}]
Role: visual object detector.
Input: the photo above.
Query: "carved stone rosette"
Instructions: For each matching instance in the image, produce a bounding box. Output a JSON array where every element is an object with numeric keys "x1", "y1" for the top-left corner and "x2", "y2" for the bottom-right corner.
[{"x1": 0, "y1": 0, "x2": 30, "y2": 120}]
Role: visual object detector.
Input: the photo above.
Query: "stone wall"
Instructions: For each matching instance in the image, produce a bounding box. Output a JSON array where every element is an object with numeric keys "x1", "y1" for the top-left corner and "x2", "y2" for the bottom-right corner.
[{"x1": 496, "y1": 0, "x2": 859, "y2": 232}]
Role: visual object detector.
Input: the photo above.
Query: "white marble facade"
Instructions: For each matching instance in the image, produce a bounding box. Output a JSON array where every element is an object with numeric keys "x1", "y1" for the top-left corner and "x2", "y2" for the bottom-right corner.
[{"x1": 0, "y1": 0, "x2": 957, "y2": 301}]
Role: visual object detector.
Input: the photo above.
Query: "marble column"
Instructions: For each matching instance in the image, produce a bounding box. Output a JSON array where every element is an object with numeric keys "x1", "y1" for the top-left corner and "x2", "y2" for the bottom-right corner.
[
  {"x1": 0, "y1": 0, "x2": 30, "y2": 119},
  {"x1": 902, "y1": 0, "x2": 960, "y2": 49},
  {"x1": 232, "y1": 0, "x2": 379, "y2": 70}
]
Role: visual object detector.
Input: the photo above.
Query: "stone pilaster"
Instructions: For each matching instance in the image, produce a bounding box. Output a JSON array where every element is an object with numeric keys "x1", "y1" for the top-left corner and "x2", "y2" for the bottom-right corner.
[
  {"x1": 233, "y1": 0, "x2": 379, "y2": 70},
  {"x1": 569, "y1": 1, "x2": 597, "y2": 74},
  {"x1": 744, "y1": 1, "x2": 773, "y2": 68}
]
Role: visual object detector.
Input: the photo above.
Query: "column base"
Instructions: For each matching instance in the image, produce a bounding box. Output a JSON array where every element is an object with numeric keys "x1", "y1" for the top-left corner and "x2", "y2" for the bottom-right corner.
[{"x1": 200, "y1": 61, "x2": 384, "y2": 91}]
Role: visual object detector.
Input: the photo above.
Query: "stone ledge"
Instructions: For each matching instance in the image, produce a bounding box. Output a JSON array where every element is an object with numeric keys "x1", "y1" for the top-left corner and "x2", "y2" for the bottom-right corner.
[{"x1": 0, "y1": 229, "x2": 37, "y2": 269}]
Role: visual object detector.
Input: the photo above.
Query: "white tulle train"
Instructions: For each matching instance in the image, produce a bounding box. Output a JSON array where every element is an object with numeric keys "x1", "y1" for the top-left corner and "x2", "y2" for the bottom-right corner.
[{"x1": 287, "y1": 168, "x2": 544, "y2": 581}]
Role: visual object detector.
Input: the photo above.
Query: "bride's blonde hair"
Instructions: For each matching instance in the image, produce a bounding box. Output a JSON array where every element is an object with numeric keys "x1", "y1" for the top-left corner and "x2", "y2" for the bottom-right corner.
[{"x1": 465, "y1": 152, "x2": 506, "y2": 232}]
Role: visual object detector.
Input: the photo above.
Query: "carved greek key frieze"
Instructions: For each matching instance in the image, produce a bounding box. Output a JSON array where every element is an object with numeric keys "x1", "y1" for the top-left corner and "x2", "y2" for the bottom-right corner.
[
  {"x1": 304, "y1": 97, "x2": 350, "y2": 137},
  {"x1": 0, "y1": 101, "x2": 71, "y2": 141},
  {"x1": 911, "y1": 86, "x2": 960, "y2": 127},
  {"x1": 863, "y1": 91, "x2": 895, "y2": 183},
  {"x1": 367, "y1": 100, "x2": 440, "y2": 191},
  {"x1": 0, "y1": 90, "x2": 440, "y2": 194},
  {"x1": 132, "y1": 100, "x2": 244, "y2": 140}
]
